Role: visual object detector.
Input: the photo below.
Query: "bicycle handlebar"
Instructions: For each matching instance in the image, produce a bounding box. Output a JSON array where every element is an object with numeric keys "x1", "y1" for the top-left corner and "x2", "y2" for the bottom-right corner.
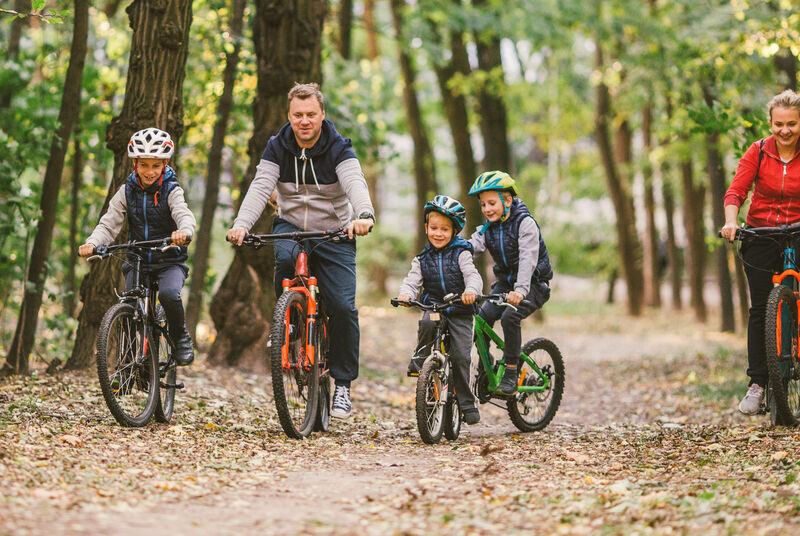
[
  {"x1": 719, "y1": 223, "x2": 800, "y2": 241},
  {"x1": 87, "y1": 237, "x2": 191, "y2": 262},
  {"x1": 390, "y1": 293, "x2": 531, "y2": 311},
  {"x1": 240, "y1": 228, "x2": 349, "y2": 249}
]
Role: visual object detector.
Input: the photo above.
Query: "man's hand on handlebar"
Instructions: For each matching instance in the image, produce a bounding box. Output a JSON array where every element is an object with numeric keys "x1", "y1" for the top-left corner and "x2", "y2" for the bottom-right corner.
[
  {"x1": 347, "y1": 218, "x2": 374, "y2": 239},
  {"x1": 227, "y1": 227, "x2": 248, "y2": 246},
  {"x1": 720, "y1": 222, "x2": 739, "y2": 242}
]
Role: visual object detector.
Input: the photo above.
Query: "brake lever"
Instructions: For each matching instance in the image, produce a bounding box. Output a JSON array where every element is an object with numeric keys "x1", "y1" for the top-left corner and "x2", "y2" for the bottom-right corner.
[{"x1": 159, "y1": 244, "x2": 181, "y2": 253}]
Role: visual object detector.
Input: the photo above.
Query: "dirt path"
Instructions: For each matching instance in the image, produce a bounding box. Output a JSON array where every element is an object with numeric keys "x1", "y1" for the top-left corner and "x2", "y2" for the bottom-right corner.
[{"x1": 2, "y1": 301, "x2": 799, "y2": 535}]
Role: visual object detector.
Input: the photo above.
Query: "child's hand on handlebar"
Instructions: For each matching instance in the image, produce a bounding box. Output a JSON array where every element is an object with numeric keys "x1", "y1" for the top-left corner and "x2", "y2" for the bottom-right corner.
[
  {"x1": 506, "y1": 291, "x2": 523, "y2": 306},
  {"x1": 171, "y1": 230, "x2": 189, "y2": 245},
  {"x1": 461, "y1": 291, "x2": 476, "y2": 305},
  {"x1": 78, "y1": 243, "x2": 95, "y2": 258},
  {"x1": 397, "y1": 294, "x2": 412, "y2": 307}
]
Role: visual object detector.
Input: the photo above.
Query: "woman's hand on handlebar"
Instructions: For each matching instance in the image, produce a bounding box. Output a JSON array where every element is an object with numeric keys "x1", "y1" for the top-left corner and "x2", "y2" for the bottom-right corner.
[
  {"x1": 720, "y1": 222, "x2": 739, "y2": 242},
  {"x1": 227, "y1": 227, "x2": 248, "y2": 246}
]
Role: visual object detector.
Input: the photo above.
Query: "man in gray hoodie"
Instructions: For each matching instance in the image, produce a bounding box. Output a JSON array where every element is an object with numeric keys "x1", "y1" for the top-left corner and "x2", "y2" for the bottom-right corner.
[{"x1": 228, "y1": 83, "x2": 374, "y2": 419}]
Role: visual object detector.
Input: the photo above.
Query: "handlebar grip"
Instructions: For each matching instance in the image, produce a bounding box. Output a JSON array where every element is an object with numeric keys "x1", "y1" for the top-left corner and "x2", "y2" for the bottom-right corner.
[{"x1": 390, "y1": 298, "x2": 400, "y2": 307}]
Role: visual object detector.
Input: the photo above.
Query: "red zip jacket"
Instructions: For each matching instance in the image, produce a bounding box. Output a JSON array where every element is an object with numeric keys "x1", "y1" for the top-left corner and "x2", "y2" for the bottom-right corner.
[{"x1": 724, "y1": 135, "x2": 800, "y2": 227}]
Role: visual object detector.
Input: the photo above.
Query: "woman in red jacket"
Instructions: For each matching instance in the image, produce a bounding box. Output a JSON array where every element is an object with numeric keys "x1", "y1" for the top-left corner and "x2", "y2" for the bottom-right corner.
[{"x1": 721, "y1": 89, "x2": 800, "y2": 415}]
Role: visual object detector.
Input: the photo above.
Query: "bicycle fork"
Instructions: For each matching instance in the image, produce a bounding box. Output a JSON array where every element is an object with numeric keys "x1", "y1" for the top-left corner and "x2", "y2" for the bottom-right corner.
[{"x1": 778, "y1": 246, "x2": 798, "y2": 362}]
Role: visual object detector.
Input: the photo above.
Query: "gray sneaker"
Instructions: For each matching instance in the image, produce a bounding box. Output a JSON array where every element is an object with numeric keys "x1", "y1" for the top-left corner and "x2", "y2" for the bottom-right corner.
[
  {"x1": 331, "y1": 385, "x2": 352, "y2": 419},
  {"x1": 738, "y1": 384, "x2": 764, "y2": 415}
]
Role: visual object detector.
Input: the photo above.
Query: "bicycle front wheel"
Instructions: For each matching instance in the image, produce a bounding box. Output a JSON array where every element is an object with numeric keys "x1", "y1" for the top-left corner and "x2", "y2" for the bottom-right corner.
[
  {"x1": 507, "y1": 338, "x2": 565, "y2": 432},
  {"x1": 154, "y1": 310, "x2": 177, "y2": 423},
  {"x1": 765, "y1": 285, "x2": 800, "y2": 426},
  {"x1": 416, "y1": 356, "x2": 446, "y2": 444},
  {"x1": 270, "y1": 290, "x2": 319, "y2": 439},
  {"x1": 96, "y1": 303, "x2": 159, "y2": 427}
]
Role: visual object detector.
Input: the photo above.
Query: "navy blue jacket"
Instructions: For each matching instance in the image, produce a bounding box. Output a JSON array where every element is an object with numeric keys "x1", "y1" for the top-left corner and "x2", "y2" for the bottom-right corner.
[{"x1": 417, "y1": 236, "x2": 475, "y2": 315}]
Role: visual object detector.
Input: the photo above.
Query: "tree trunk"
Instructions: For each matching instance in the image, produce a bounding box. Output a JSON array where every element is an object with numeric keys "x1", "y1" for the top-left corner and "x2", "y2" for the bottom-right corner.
[
  {"x1": 473, "y1": 0, "x2": 510, "y2": 172},
  {"x1": 775, "y1": 51, "x2": 798, "y2": 92},
  {"x1": 207, "y1": 0, "x2": 326, "y2": 368},
  {"x1": 662, "y1": 170, "x2": 682, "y2": 309},
  {"x1": 593, "y1": 40, "x2": 643, "y2": 316},
  {"x1": 66, "y1": 129, "x2": 83, "y2": 318},
  {"x1": 363, "y1": 0, "x2": 379, "y2": 61},
  {"x1": 680, "y1": 153, "x2": 707, "y2": 322},
  {"x1": 734, "y1": 248, "x2": 749, "y2": 328},
  {"x1": 103, "y1": 0, "x2": 123, "y2": 18},
  {"x1": 66, "y1": 0, "x2": 193, "y2": 371},
  {"x1": 703, "y1": 85, "x2": 734, "y2": 332},
  {"x1": 390, "y1": 0, "x2": 437, "y2": 253},
  {"x1": 338, "y1": 0, "x2": 353, "y2": 59},
  {"x1": 641, "y1": 104, "x2": 661, "y2": 307},
  {"x1": 1, "y1": 0, "x2": 30, "y2": 109},
  {"x1": 185, "y1": 0, "x2": 245, "y2": 343},
  {"x1": 3, "y1": 0, "x2": 90, "y2": 376}
]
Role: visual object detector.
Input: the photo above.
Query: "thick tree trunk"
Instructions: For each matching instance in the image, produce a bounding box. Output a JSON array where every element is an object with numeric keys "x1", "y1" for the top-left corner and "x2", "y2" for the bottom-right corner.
[
  {"x1": 186, "y1": 0, "x2": 245, "y2": 343},
  {"x1": 662, "y1": 171, "x2": 682, "y2": 309},
  {"x1": 3, "y1": 0, "x2": 89, "y2": 376},
  {"x1": 208, "y1": 0, "x2": 326, "y2": 368},
  {"x1": 680, "y1": 154, "x2": 707, "y2": 322},
  {"x1": 390, "y1": 0, "x2": 437, "y2": 253},
  {"x1": 66, "y1": 0, "x2": 193, "y2": 370},
  {"x1": 1, "y1": 0, "x2": 30, "y2": 109},
  {"x1": 593, "y1": 42, "x2": 643, "y2": 316},
  {"x1": 363, "y1": 0, "x2": 379, "y2": 61},
  {"x1": 66, "y1": 129, "x2": 83, "y2": 318},
  {"x1": 703, "y1": 85, "x2": 734, "y2": 332},
  {"x1": 338, "y1": 0, "x2": 353, "y2": 59},
  {"x1": 641, "y1": 105, "x2": 661, "y2": 307}
]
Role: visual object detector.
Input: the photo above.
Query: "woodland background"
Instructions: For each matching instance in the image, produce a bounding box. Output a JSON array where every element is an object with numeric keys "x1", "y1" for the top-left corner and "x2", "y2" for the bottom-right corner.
[{"x1": 1, "y1": 0, "x2": 799, "y2": 375}]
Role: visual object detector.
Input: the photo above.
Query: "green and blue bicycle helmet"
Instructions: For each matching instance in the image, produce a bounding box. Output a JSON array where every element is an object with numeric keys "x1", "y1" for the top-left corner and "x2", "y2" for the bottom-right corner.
[
  {"x1": 468, "y1": 170, "x2": 518, "y2": 197},
  {"x1": 424, "y1": 195, "x2": 467, "y2": 234}
]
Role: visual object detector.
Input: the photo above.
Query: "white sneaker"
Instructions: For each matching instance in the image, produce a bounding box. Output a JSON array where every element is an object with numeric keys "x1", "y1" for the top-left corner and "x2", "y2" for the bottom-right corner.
[
  {"x1": 738, "y1": 384, "x2": 764, "y2": 415},
  {"x1": 331, "y1": 385, "x2": 352, "y2": 419}
]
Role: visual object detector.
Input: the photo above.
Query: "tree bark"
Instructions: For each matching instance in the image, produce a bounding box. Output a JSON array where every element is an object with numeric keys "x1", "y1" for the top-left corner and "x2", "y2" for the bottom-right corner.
[
  {"x1": 390, "y1": 0, "x2": 437, "y2": 253},
  {"x1": 66, "y1": 129, "x2": 83, "y2": 318},
  {"x1": 641, "y1": 104, "x2": 661, "y2": 307},
  {"x1": 363, "y1": 0, "x2": 379, "y2": 61},
  {"x1": 734, "y1": 248, "x2": 749, "y2": 328},
  {"x1": 662, "y1": 169, "x2": 682, "y2": 309},
  {"x1": 207, "y1": 0, "x2": 327, "y2": 368},
  {"x1": 702, "y1": 85, "x2": 734, "y2": 332},
  {"x1": 338, "y1": 0, "x2": 353, "y2": 59},
  {"x1": 593, "y1": 40, "x2": 643, "y2": 316},
  {"x1": 680, "y1": 153, "x2": 707, "y2": 322},
  {"x1": 3, "y1": 0, "x2": 90, "y2": 376},
  {"x1": 1, "y1": 0, "x2": 30, "y2": 109},
  {"x1": 186, "y1": 0, "x2": 245, "y2": 343},
  {"x1": 66, "y1": 0, "x2": 193, "y2": 370}
]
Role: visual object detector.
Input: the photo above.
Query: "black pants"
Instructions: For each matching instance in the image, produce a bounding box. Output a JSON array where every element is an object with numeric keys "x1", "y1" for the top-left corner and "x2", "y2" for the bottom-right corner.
[
  {"x1": 741, "y1": 238, "x2": 785, "y2": 387},
  {"x1": 125, "y1": 264, "x2": 189, "y2": 341},
  {"x1": 478, "y1": 279, "x2": 549, "y2": 366},
  {"x1": 414, "y1": 312, "x2": 477, "y2": 411}
]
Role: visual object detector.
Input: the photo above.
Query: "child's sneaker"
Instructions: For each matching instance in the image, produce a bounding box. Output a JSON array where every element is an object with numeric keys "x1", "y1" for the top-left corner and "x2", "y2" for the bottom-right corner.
[
  {"x1": 406, "y1": 356, "x2": 425, "y2": 377},
  {"x1": 331, "y1": 384, "x2": 352, "y2": 419},
  {"x1": 463, "y1": 407, "x2": 480, "y2": 425},
  {"x1": 497, "y1": 365, "x2": 518, "y2": 396},
  {"x1": 738, "y1": 384, "x2": 764, "y2": 415}
]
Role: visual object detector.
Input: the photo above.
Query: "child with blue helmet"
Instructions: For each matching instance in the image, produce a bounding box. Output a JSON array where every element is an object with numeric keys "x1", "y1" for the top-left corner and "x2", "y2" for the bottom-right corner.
[
  {"x1": 396, "y1": 195, "x2": 483, "y2": 425},
  {"x1": 468, "y1": 171, "x2": 553, "y2": 395}
]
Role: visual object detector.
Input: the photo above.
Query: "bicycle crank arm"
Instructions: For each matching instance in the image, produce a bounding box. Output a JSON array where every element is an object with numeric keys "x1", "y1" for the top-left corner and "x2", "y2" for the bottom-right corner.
[{"x1": 161, "y1": 382, "x2": 185, "y2": 390}]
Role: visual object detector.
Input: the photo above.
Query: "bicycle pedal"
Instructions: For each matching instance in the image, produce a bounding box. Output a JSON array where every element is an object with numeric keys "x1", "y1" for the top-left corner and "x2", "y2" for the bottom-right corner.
[{"x1": 161, "y1": 382, "x2": 185, "y2": 390}]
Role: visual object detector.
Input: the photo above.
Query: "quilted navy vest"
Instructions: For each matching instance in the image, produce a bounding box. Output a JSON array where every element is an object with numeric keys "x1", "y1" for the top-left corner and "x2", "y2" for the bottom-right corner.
[
  {"x1": 417, "y1": 236, "x2": 475, "y2": 315},
  {"x1": 482, "y1": 199, "x2": 552, "y2": 286},
  {"x1": 124, "y1": 165, "x2": 187, "y2": 265}
]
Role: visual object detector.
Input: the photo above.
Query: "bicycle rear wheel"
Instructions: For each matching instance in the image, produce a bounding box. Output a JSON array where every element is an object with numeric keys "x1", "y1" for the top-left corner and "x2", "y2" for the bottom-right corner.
[
  {"x1": 270, "y1": 290, "x2": 319, "y2": 439},
  {"x1": 765, "y1": 285, "x2": 800, "y2": 426},
  {"x1": 507, "y1": 338, "x2": 565, "y2": 432},
  {"x1": 416, "y1": 356, "x2": 447, "y2": 444},
  {"x1": 154, "y1": 310, "x2": 177, "y2": 423},
  {"x1": 96, "y1": 303, "x2": 159, "y2": 427}
]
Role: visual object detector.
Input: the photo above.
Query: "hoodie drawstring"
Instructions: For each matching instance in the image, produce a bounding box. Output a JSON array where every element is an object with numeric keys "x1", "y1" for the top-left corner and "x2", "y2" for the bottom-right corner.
[{"x1": 294, "y1": 148, "x2": 321, "y2": 192}]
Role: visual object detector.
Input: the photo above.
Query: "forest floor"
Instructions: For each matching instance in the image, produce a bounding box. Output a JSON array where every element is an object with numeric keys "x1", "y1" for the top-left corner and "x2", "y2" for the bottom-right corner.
[{"x1": 2, "y1": 288, "x2": 800, "y2": 535}]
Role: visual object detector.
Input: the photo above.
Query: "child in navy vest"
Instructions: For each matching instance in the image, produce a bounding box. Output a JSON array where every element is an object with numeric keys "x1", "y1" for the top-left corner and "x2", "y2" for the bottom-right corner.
[
  {"x1": 468, "y1": 171, "x2": 553, "y2": 395},
  {"x1": 396, "y1": 196, "x2": 483, "y2": 425},
  {"x1": 79, "y1": 128, "x2": 197, "y2": 366}
]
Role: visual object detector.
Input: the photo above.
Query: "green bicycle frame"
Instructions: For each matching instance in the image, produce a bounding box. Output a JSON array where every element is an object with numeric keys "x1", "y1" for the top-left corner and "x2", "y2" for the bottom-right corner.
[{"x1": 473, "y1": 314, "x2": 550, "y2": 393}]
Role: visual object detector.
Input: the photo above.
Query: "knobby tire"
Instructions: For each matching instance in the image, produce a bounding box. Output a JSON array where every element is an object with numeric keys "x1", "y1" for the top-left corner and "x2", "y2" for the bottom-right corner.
[
  {"x1": 506, "y1": 338, "x2": 565, "y2": 432},
  {"x1": 416, "y1": 357, "x2": 446, "y2": 444},
  {"x1": 764, "y1": 285, "x2": 800, "y2": 426}
]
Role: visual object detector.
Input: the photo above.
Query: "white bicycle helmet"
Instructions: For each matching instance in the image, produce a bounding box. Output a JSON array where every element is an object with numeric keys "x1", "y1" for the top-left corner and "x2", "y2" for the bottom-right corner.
[{"x1": 127, "y1": 128, "x2": 174, "y2": 159}]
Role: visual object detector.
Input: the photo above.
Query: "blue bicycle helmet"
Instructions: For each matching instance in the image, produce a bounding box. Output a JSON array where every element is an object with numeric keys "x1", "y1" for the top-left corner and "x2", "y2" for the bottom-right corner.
[{"x1": 424, "y1": 195, "x2": 466, "y2": 234}]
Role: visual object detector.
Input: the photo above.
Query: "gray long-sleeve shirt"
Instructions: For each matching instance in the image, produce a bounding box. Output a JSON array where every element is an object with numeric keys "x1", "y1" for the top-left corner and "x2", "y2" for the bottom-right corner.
[
  {"x1": 468, "y1": 217, "x2": 540, "y2": 296},
  {"x1": 86, "y1": 185, "x2": 196, "y2": 246},
  {"x1": 398, "y1": 250, "x2": 483, "y2": 299}
]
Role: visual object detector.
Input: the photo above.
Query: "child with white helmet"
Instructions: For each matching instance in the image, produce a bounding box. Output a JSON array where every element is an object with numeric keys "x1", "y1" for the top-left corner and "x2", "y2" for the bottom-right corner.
[{"x1": 79, "y1": 128, "x2": 197, "y2": 365}]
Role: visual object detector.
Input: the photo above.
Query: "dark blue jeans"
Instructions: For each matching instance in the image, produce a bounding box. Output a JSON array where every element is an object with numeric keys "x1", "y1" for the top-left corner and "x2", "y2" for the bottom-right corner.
[
  {"x1": 124, "y1": 263, "x2": 189, "y2": 341},
  {"x1": 272, "y1": 218, "x2": 359, "y2": 384}
]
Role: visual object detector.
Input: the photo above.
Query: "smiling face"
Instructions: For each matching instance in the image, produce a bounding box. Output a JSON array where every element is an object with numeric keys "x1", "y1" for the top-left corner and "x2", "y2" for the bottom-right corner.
[
  {"x1": 288, "y1": 96, "x2": 325, "y2": 148},
  {"x1": 770, "y1": 106, "x2": 800, "y2": 155},
  {"x1": 135, "y1": 158, "x2": 167, "y2": 187},
  {"x1": 478, "y1": 190, "x2": 513, "y2": 222},
  {"x1": 425, "y1": 212, "x2": 454, "y2": 249}
]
